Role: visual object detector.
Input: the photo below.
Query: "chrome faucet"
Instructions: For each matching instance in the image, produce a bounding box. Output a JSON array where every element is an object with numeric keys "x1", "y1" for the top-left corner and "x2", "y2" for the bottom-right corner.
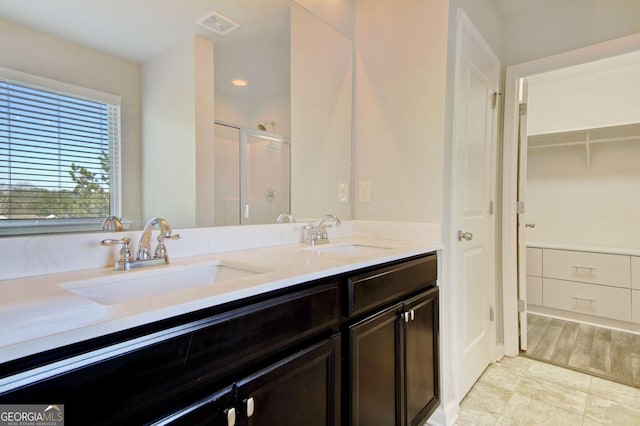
[
  {"x1": 276, "y1": 213, "x2": 296, "y2": 223},
  {"x1": 137, "y1": 217, "x2": 176, "y2": 260},
  {"x1": 102, "y1": 215, "x2": 124, "y2": 231},
  {"x1": 101, "y1": 217, "x2": 181, "y2": 271},
  {"x1": 304, "y1": 214, "x2": 342, "y2": 245}
]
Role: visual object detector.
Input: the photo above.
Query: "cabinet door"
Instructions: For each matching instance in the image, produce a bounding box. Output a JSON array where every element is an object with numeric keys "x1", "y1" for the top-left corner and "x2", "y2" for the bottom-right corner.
[
  {"x1": 403, "y1": 288, "x2": 439, "y2": 426},
  {"x1": 348, "y1": 303, "x2": 402, "y2": 426},
  {"x1": 150, "y1": 385, "x2": 235, "y2": 426},
  {"x1": 236, "y1": 335, "x2": 340, "y2": 426}
]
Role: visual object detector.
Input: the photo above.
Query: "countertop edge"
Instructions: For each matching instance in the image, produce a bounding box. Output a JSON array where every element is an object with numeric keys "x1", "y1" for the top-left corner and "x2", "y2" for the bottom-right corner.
[{"x1": 0, "y1": 238, "x2": 442, "y2": 366}]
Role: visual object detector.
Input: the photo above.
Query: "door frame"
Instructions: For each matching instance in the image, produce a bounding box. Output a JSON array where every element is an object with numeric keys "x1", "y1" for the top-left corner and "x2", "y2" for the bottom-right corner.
[{"x1": 501, "y1": 32, "x2": 640, "y2": 357}]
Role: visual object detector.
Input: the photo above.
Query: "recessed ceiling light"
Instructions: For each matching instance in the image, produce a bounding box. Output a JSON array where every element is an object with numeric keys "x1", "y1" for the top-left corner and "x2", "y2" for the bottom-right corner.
[{"x1": 232, "y1": 79, "x2": 248, "y2": 87}]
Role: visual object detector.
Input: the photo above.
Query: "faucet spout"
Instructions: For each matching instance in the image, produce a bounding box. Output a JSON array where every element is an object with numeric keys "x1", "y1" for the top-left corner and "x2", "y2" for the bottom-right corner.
[
  {"x1": 276, "y1": 213, "x2": 296, "y2": 223},
  {"x1": 102, "y1": 215, "x2": 124, "y2": 232},
  {"x1": 137, "y1": 217, "x2": 173, "y2": 260},
  {"x1": 316, "y1": 214, "x2": 342, "y2": 230}
]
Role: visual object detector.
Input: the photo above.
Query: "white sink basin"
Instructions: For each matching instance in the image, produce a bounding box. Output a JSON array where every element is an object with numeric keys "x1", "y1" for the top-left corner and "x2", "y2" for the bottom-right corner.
[
  {"x1": 61, "y1": 261, "x2": 265, "y2": 305},
  {"x1": 305, "y1": 243, "x2": 392, "y2": 256}
]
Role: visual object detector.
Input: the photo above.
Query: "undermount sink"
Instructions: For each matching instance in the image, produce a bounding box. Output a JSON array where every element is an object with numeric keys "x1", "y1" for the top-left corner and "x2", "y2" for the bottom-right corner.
[
  {"x1": 61, "y1": 261, "x2": 265, "y2": 306},
  {"x1": 305, "y1": 243, "x2": 392, "y2": 256}
]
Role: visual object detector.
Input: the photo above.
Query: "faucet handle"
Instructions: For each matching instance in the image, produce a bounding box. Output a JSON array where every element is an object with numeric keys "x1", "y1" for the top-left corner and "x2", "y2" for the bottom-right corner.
[
  {"x1": 154, "y1": 233, "x2": 182, "y2": 259},
  {"x1": 101, "y1": 237, "x2": 133, "y2": 269}
]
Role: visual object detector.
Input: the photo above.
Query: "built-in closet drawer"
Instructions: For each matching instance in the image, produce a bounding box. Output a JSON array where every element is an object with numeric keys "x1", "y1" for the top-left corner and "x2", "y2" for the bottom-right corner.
[
  {"x1": 526, "y1": 248, "x2": 543, "y2": 277},
  {"x1": 543, "y1": 249, "x2": 630, "y2": 288},
  {"x1": 543, "y1": 278, "x2": 631, "y2": 322},
  {"x1": 632, "y1": 257, "x2": 640, "y2": 290},
  {"x1": 526, "y1": 276, "x2": 543, "y2": 306},
  {"x1": 633, "y1": 290, "x2": 640, "y2": 324}
]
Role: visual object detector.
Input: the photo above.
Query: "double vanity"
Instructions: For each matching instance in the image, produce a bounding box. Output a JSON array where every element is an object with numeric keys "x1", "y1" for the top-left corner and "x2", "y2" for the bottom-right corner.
[{"x1": 0, "y1": 229, "x2": 440, "y2": 425}]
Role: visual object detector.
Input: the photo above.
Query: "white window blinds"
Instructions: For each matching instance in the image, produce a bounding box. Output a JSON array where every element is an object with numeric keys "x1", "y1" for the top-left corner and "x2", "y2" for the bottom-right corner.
[{"x1": 0, "y1": 79, "x2": 121, "y2": 223}]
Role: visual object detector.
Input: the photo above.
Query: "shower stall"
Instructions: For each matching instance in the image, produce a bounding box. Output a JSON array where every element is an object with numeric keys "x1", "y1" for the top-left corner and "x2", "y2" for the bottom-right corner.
[{"x1": 214, "y1": 121, "x2": 291, "y2": 226}]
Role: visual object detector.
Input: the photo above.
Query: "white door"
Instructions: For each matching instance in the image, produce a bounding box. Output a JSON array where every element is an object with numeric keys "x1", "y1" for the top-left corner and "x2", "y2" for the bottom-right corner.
[
  {"x1": 452, "y1": 11, "x2": 500, "y2": 399},
  {"x1": 516, "y1": 78, "x2": 529, "y2": 351}
]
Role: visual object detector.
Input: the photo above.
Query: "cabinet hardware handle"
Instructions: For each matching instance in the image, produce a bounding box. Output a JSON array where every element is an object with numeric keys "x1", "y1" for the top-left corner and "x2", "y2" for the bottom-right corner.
[
  {"x1": 246, "y1": 397, "x2": 255, "y2": 417},
  {"x1": 226, "y1": 408, "x2": 236, "y2": 426},
  {"x1": 403, "y1": 312, "x2": 410, "y2": 323},
  {"x1": 573, "y1": 265, "x2": 596, "y2": 272},
  {"x1": 410, "y1": 310, "x2": 415, "y2": 321},
  {"x1": 572, "y1": 296, "x2": 595, "y2": 303},
  {"x1": 525, "y1": 222, "x2": 536, "y2": 228}
]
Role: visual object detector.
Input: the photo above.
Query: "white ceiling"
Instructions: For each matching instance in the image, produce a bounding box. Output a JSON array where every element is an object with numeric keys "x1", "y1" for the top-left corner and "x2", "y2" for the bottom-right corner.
[
  {"x1": 1, "y1": 0, "x2": 638, "y2": 98},
  {"x1": 0, "y1": 0, "x2": 293, "y2": 100},
  {"x1": 0, "y1": 0, "x2": 293, "y2": 63},
  {"x1": 492, "y1": 0, "x2": 557, "y2": 20}
]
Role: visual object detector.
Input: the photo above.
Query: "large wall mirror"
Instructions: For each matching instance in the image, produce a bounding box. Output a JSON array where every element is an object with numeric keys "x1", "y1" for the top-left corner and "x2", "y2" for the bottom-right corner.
[{"x1": 0, "y1": 0, "x2": 353, "y2": 234}]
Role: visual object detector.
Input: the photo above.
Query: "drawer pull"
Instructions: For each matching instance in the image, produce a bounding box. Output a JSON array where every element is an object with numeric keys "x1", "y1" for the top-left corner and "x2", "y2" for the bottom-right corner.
[
  {"x1": 410, "y1": 310, "x2": 415, "y2": 321},
  {"x1": 226, "y1": 408, "x2": 236, "y2": 426},
  {"x1": 573, "y1": 266, "x2": 596, "y2": 272},
  {"x1": 246, "y1": 397, "x2": 255, "y2": 417},
  {"x1": 572, "y1": 296, "x2": 596, "y2": 305},
  {"x1": 403, "y1": 312, "x2": 410, "y2": 323}
]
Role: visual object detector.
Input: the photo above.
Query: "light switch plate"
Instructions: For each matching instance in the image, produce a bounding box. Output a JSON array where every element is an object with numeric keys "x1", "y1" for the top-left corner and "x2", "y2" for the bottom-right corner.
[
  {"x1": 338, "y1": 182, "x2": 349, "y2": 203},
  {"x1": 358, "y1": 182, "x2": 371, "y2": 203}
]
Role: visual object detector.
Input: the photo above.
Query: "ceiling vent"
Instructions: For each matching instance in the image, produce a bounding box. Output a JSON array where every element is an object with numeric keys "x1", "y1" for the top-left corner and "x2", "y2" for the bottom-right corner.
[{"x1": 197, "y1": 11, "x2": 240, "y2": 36}]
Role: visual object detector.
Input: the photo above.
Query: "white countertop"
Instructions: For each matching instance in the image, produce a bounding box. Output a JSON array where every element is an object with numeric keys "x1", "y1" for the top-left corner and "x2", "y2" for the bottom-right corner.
[{"x1": 0, "y1": 237, "x2": 441, "y2": 365}]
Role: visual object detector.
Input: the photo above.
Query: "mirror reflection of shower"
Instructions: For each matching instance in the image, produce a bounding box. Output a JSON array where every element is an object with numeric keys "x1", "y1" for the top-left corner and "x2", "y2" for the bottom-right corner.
[
  {"x1": 214, "y1": 121, "x2": 291, "y2": 226},
  {"x1": 258, "y1": 120, "x2": 277, "y2": 133}
]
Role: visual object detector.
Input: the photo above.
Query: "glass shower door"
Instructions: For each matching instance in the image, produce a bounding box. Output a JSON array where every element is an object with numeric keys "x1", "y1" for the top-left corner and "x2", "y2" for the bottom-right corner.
[{"x1": 241, "y1": 131, "x2": 290, "y2": 225}]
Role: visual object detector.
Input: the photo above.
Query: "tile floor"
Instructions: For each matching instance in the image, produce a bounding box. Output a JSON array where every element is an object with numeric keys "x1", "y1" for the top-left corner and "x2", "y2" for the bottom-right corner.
[{"x1": 456, "y1": 356, "x2": 640, "y2": 425}]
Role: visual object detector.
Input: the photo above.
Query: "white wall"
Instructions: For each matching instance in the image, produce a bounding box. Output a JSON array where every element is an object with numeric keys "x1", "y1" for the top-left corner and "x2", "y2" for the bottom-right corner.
[
  {"x1": 528, "y1": 59, "x2": 640, "y2": 134},
  {"x1": 141, "y1": 36, "x2": 215, "y2": 229},
  {"x1": 294, "y1": 0, "x2": 355, "y2": 39},
  {"x1": 194, "y1": 37, "x2": 216, "y2": 228},
  {"x1": 527, "y1": 141, "x2": 640, "y2": 248},
  {"x1": 353, "y1": 0, "x2": 448, "y2": 223},
  {"x1": 291, "y1": 3, "x2": 353, "y2": 221},
  {"x1": 503, "y1": 0, "x2": 640, "y2": 66},
  {"x1": 215, "y1": 91, "x2": 291, "y2": 138},
  {"x1": 0, "y1": 17, "x2": 142, "y2": 225},
  {"x1": 526, "y1": 53, "x2": 640, "y2": 248}
]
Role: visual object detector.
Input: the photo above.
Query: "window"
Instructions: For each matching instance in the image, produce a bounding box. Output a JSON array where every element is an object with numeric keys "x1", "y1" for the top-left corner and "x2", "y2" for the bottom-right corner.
[{"x1": 0, "y1": 73, "x2": 121, "y2": 234}]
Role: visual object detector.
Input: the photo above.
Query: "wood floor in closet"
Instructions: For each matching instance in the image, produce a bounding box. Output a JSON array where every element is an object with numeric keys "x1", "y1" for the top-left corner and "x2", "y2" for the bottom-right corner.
[{"x1": 524, "y1": 313, "x2": 640, "y2": 388}]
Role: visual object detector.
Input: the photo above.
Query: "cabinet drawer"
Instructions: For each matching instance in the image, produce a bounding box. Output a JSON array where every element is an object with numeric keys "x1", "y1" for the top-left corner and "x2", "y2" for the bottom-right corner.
[
  {"x1": 526, "y1": 276, "x2": 542, "y2": 306},
  {"x1": 543, "y1": 278, "x2": 631, "y2": 322},
  {"x1": 526, "y1": 248, "x2": 542, "y2": 277},
  {"x1": 347, "y1": 254, "x2": 437, "y2": 318},
  {"x1": 632, "y1": 257, "x2": 640, "y2": 290},
  {"x1": 543, "y1": 249, "x2": 630, "y2": 288},
  {"x1": 633, "y1": 290, "x2": 640, "y2": 324}
]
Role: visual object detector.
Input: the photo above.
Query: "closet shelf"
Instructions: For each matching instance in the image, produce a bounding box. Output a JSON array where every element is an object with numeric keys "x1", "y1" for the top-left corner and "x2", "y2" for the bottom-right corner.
[{"x1": 527, "y1": 122, "x2": 640, "y2": 169}]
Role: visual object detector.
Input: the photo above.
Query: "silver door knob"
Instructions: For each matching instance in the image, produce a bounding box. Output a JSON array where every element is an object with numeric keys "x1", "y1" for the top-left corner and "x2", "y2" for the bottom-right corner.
[
  {"x1": 525, "y1": 222, "x2": 536, "y2": 228},
  {"x1": 457, "y1": 230, "x2": 473, "y2": 241}
]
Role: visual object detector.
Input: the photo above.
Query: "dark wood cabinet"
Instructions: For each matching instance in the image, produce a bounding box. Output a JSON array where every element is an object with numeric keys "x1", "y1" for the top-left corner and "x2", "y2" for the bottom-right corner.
[
  {"x1": 153, "y1": 335, "x2": 340, "y2": 426},
  {"x1": 0, "y1": 281, "x2": 339, "y2": 425},
  {"x1": 236, "y1": 335, "x2": 340, "y2": 426},
  {"x1": 345, "y1": 255, "x2": 439, "y2": 426},
  {"x1": 404, "y1": 288, "x2": 439, "y2": 426},
  {"x1": 0, "y1": 252, "x2": 438, "y2": 426},
  {"x1": 348, "y1": 303, "x2": 402, "y2": 426}
]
